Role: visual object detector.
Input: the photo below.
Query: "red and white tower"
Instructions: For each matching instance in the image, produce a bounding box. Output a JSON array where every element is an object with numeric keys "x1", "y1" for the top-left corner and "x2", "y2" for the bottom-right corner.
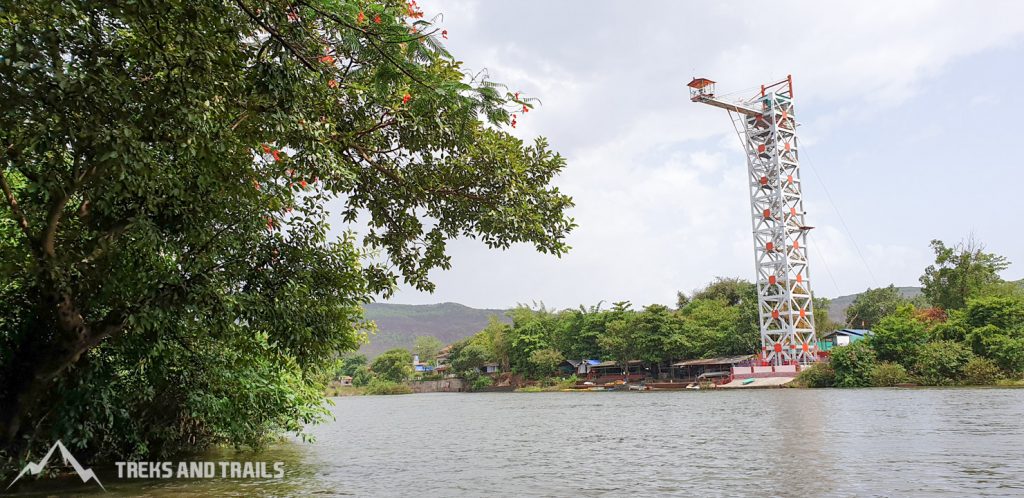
[{"x1": 688, "y1": 76, "x2": 818, "y2": 365}]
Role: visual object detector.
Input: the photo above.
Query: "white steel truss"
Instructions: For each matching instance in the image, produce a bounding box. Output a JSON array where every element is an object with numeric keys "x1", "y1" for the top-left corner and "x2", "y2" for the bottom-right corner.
[{"x1": 692, "y1": 76, "x2": 818, "y2": 365}]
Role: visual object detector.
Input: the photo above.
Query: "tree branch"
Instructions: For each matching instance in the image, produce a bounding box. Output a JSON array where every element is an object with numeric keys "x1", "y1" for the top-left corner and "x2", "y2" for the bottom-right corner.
[
  {"x1": 298, "y1": 1, "x2": 432, "y2": 89},
  {"x1": 0, "y1": 164, "x2": 35, "y2": 247},
  {"x1": 234, "y1": 0, "x2": 318, "y2": 72}
]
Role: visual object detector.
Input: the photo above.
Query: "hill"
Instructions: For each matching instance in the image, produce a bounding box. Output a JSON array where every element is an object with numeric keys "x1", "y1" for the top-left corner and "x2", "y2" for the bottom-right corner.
[
  {"x1": 826, "y1": 286, "x2": 923, "y2": 324},
  {"x1": 360, "y1": 302, "x2": 510, "y2": 357}
]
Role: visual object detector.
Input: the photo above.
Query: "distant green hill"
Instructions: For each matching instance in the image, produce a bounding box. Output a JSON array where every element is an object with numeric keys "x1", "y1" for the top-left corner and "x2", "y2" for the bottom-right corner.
[
  {"x1": 360, "y1": 302, "x2": 510, "y2": 357},
  {"x1": 826, "y1": 286, "x2": 923, "y2": 325}
]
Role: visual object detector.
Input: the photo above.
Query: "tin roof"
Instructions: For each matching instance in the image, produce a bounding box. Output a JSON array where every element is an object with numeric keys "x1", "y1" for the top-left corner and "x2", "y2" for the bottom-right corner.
[
  {"x1": 673, "y1": 355, "x2": 754, "y2": 367},
  {"x1": 592, "y1": 360, "x2": 644, "y2": 368},
  {"x1": 821, "y1": 328, "x2": 872, "y2": 339}
]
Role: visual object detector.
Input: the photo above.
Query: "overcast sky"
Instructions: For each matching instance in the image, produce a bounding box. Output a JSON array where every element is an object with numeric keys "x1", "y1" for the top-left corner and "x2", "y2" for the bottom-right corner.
[{"x1": 347, "y1": 0, "x2": 1024, "y2": 310}]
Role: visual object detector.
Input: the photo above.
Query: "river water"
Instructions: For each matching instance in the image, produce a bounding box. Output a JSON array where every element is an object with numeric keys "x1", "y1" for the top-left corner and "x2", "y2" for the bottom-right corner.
[{"x1": 13, "y1": 388, "x2": 1024, "y2": 497}]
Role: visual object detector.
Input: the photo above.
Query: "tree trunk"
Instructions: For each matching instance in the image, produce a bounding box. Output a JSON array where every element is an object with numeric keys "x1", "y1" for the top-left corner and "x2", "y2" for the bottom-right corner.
[{"x1": 1, "y1": 281, "x2": 106, "y2": 450}]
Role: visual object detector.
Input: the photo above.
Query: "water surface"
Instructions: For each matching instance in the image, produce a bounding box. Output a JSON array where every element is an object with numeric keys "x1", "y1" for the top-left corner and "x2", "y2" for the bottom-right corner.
[{"x1": 16, "y1": 389, "x2": 1024, "y2": 497}]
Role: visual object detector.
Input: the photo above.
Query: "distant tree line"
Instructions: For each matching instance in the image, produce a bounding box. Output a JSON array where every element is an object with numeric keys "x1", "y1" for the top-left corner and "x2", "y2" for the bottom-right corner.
[{"x1": 443, "y1": 277, "x2": 835, "y2": 381}]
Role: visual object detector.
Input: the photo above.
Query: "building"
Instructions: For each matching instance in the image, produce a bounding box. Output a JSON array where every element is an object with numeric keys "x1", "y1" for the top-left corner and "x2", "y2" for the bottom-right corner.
[
  {"x1": 435, "y1": 344, "x2": 453, "y2": 365},
  {"x1": 480, "y1": 362, "x2": 502, "y2": 375},
  {"x1": 338, "y1": 376, "x2": 353, "y2": 387},
  {"x1": 413, "y1": 354, "x2": 435, "y2": 373},
  {"x1": 587, "y1": 360, "x2": 646, "y2": 382},
  {"x1": 818, "y1": 329, "x2": 872, "y2": 352},
  {"x1": 558, "y1": 359, "x2": 601, "y2": 376},
  {"x1": 671, "y1": 356, "x2": 755, "y2": 383}
]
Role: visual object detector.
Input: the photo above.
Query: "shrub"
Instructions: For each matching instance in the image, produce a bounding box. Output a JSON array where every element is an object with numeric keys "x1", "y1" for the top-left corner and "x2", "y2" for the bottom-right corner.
[
  {"x1": 962, "y1": 357, "x2": 1001, "y2": 385},
  {"x1": 363, "y1": 380, "x2": 413, "y2": 395},
  {"x1": 869, "y1": 362, "x2": 909, "y2": 387},
  {"x1": 471, "y1": 376, "x2": 493, "y2": 391},
  {"x1": 351, "y1": 366, "x2": 374, "y2": 387},
  {"x1": 869, "y1": 305, "x2": 929, "y2": 368},
  {"x1": 979, "y1": 333, "x2": 1024, "y2": 373},
  {"x1": 830, "y1": 341, "x2": 877, "y2": 387},
  {"x1": 913, "y1": 340, "x2": 975, "y2": 386},
  {"x1": 515, "y1": 385, "x2": 543, "y2": 393},
  {"x1": 796, "y1": 362, "x2": 835, "y2": 388}
]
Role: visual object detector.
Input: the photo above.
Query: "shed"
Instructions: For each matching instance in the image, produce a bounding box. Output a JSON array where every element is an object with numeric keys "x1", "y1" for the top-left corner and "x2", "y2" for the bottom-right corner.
[
  {"x1": 558, "y1": 359, "x2": 601, "y2": 376},
  {"x1": 588, "y1": 360, "x2": 646, "y2": 381},
  {"x1": 672, "y1": 355, "x2": 754, "y2": 381},
  {"x1": 818, "y1": 329, "x2": 872, "y2": 351}
]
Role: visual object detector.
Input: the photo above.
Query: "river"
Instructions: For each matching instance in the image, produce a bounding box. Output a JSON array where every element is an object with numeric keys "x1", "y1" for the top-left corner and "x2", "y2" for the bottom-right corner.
[{"x1": 12, "y1": 388, "x2": 1024, "y2": 497}]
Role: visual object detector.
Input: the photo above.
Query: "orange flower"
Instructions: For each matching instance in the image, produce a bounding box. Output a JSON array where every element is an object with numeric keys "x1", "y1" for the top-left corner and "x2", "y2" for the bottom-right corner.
[
  {"x1": 374, "y1": 14, "x2": 382, "y2": 24},
  {"x1": 300, "y1": 179, "x2": 308, "y2": 189},
  {"x1": 253, "y1": 180, "x2": 261, "y2": 191},
  {"x1": 320, "y1": 55, "x2": 335, "y2": 64},
  {"x1": 442, "y1": 29, "x2": 448, "y2": 39},
  {"x1": 511, "y1": 115, "x2": 517, "y2": 128},
  {"x1": 328, "y1": 79, "x2": 338, "y2": 88},
  {"x1": 271, "y1": 149, "x2": 281, "y2": 162},
  {"x1": 402, "y1": 93, "x2": 411, "y2": 104},
  {"x1": 522, "y1": 105, "x2": 529, "y2": 113},
  {"x1": 261, "y1": 143, "x2": 271, "y2": 154},
  {"x1": 357, "y1": 11, "x2": 365, "y2": 24}
]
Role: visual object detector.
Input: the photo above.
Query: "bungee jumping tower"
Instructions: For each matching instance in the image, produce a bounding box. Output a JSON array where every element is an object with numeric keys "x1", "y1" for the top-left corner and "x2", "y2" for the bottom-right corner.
[{"x1": 687, "y1": 75, "x2": 818, "y2": 365}]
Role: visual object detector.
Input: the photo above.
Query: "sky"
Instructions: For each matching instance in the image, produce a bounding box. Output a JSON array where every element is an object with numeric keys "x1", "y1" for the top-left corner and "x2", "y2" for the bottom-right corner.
[{"x1": 346, "y1": 0, "x2": 1024, "y2": 310}]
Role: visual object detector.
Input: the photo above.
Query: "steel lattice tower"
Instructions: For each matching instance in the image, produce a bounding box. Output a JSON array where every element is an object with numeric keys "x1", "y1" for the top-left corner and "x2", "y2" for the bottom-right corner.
[{"x1": 688, "y1": 75, "x2": 818, "y2": 365}]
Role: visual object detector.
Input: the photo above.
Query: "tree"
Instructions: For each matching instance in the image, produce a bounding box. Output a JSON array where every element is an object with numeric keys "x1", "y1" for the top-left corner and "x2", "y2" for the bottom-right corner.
[
  {"x1": 597, "y1": 302, "x2": 640, "y2": 372},
  {"x1": 449, "y1": 343, "x2": 489, "y2": 377},
  {"x1": 0, "y1": 0, "x2": 574, "y2": 460},
  {"x1": 370, "y1": 349, "x2": 413, "y2": 383},
  {"x1": 844, "y1": 285, "x2": 909, "y2": 329},
  {"x1": 691, "y1": 277, "x2": 751, "y2": 306},
  {"x1": 527, "y1": 348, "x2": 564, "y2": 379},
  {"x1": 814, "y1": 296, "x2": 840, "y2": 335},
  {"x1": 351, "y1": 366, "x2": 374, "y2": 387},
  {"x1": 920, "y1": 239, "x2": 1010, "y2": 310},
  {"x1": 413, "y1": 336, "x2": 443, "y2": 363},
  {"x1": 337, "y1": 354, "x2": 368, "y2": 378},
  {"x1": 869, "y1": 305, "x2": 929, "y2": 369}
]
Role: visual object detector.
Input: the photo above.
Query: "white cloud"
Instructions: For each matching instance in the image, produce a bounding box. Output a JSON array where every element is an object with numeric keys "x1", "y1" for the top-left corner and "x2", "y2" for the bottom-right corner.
[{"x1": 359, "y1": 0, "x2": 1024, "y2": 309}]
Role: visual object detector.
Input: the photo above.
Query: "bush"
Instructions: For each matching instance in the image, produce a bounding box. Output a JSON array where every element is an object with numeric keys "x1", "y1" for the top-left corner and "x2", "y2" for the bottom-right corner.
[
  {"x1": 913, "y1": 340, "x2": 975, "y2": 386},
  {"x1": 515, "y1": 385, "x2": 543, "y2": 393},
  {"x1": 796, "y1": 362, "x2": 836, "y2": 388},
  {"x1": 351, "y1": 366, "x2": 373, "y2": 387},
  {"x1": 470, "y1": 376, "x2": 493, "y2": 391},
  {"x1": 363, "y1": 380, "x2": 413, "y2": 395},
  {"x1": 979, "y1": 334, "x2": 1024, "y2": 373},
  {"x1": 830, "y1": 341, "x2": 877, "y2": 387},
  {"x1": 963, "y1": 357, "x2": 1001, "y2": 385},
  {"x1": 869, "y1": 362, "x2": 909, "y2": 387},
  {"x1": 869, "y1": 305, "x2": 928, "y2": 368}
]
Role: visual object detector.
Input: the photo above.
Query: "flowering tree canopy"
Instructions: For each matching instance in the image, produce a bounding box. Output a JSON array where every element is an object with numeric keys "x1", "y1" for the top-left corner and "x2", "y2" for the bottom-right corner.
[{"x1": 0, "y1": 0, "x2": 573, "y2": 460}]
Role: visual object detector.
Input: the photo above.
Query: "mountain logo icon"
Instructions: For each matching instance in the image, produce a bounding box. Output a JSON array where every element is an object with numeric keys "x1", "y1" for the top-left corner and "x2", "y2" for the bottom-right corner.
[{"x1": 6, "y1": 440, "x2": 106, "y2": 492}]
